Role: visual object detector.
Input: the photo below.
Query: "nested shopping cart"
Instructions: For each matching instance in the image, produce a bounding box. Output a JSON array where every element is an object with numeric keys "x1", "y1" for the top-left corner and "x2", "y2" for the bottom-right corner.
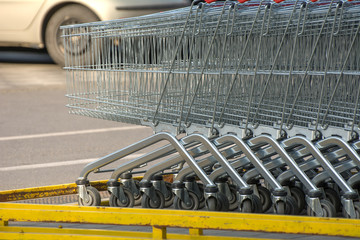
[{"x1": 62, "y1": 0, "x2": 360, "y2": 218}]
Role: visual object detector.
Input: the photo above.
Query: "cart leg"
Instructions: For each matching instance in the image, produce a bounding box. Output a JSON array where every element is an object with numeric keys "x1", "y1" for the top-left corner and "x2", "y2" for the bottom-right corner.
[
  {"x1": 189, "y1": 228, "x2": 203, "y2": 236},
  {"x1": 0, "y1": 220, "x2": 8, "y2": 226},
  {"x1": 152, "y1": 226, "x2": 166, "y2": 239}
]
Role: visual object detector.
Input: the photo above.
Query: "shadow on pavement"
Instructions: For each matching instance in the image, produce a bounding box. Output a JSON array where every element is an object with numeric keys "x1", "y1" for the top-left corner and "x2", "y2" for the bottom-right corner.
[{"x1": 0, "y1": 47, "x2": 54, "y2": 64}]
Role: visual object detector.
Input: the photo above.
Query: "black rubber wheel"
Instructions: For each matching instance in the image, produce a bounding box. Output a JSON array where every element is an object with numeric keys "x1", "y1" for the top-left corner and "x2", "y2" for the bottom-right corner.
[
  {"x1": 324, "y1": 188, "x2": 341, "y2": 213},
  {"x1": 258, "y1": 186, "x2": 272, "y2": 213},
  {"x1": 239, "y1": 195, "x2": 262, "y2": 213},
  {"x1": 45, "y1": 4, "x2": 100, "y2": 66},
  {"x1": 164, "y1": 182, "x2": 175, "y2": 208},
  {"x1": 133, "y1": 180, "x2": 142, "y2": 206},
  {"x1": 290, "y1": 186, "x2": 306, "y2": 212},
  {"x1": 109, "y1": 188, "x2": 135, "y2": 208},
  {"x1": 253, "y1": 194, "x2": 263, "y2": 213},
  {"x1": 307, "y1": 199, "x2": 336, "y2": 218},
  {"x1": 218, "y1": 192, "x2": 230, "y2": 211},
  {"x1": 285, "y1": 195, "x2": 300, "y2": 215},
  {"x1": 141, "y1": 189, "x2": 165, "y2": 209},
  {"x1": 228, "y1": 185, "x2": 239, "y2": 211},
  {"x1": 205, "y1": 197, "x2": 218, "y2": 211},
  {"x1": 174, "y1": 191, "x2": 200, "y2": 210},
  {"x1": 196, "y1": 183, "x2": 206, "y2": 209},
  {"x1": 78, "y1": 186, "x2": 101, "y2": 206},
  {"x1": 342, "y1": 201, "x2": 360, "y2": 219},
  {"x1": 240, "y1": 199, "x2": 252, "y2": 213},
  {"x1": 274, "y1": 200, "x2": 286, "y2": 215}
]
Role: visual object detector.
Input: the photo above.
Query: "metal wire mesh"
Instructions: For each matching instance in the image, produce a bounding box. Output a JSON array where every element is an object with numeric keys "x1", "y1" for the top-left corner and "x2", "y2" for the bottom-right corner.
[{"x1": 62, "y1": 0, "x2": 360, "y2": 139}]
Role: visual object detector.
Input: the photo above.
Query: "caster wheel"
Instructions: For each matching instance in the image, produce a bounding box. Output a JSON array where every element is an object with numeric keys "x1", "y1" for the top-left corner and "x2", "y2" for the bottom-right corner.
[
  {"x1": 164, "y1": 182, "x2": 175, "y2": 208},
  {"x1": 141, "y1": 189, "x2": 165, "y2": 209},
  {"x1": 174, "y1": 191, "x2": 199, "y2": 210},
  {"x1": 133, "y1": 180, "x2": 142, "y2": 206},
  {"x1": 290, "y1": 186, "x2": 306, "y2": 212},
  {"x1": 324, "y1": 188, "x2": 341, "y2": 213},
  {"x1": 196, "y1": 183, "x2": 206, "y2": 209},
  {"x1": 252, "y1": 194, "x2": 263, "y2": 213},
  {"x1": 274, "y1": 200, "x2": 286, "y2": 215},
  {"x1": 228, "y1": 185, "x2": 239, "y2": 211},
  {"x1": 274, "y1": 196, "x2": 299, "y2": 215},
  {"x1": 240, "y1": 195, "x2": 262, "y2": 213},
  {"x1": 307, "y1": 199, "x2": 336, "y2": 218},
  {"x1": 218, "y1": 192, "x2": 230, "y2": 211},
  {"x1": 258, "y1": 186, "x2": 271, "y2": 213},
  {"x1": 78, "y1": 186, "x2": 101, "y2": 206},
  {"x1": 205, "y1": 197, "x2": 218, "y2": 211},
  {"x1": 205, "y1": 193, "x2": 229, "y2": 211},
  {"x1": 240, "y1": 199, "x2": 252, "y2": 213},
  {"x1": 285, "y1": 195, "x2": 300, "y2": 215},
  {"x1": 109, "y1": 188, "x2": 135, "y2": 208},
  {"x1": 342, "y1": 201, "x2": 360, "y2": 219},
  {"x1": 194, "y1": 183, "x2": 206, "y2": 209}
]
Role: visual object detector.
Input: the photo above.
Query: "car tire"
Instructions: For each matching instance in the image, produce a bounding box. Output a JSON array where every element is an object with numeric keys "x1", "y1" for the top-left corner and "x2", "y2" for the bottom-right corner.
[{"x1": 45, "y1": 4, "x2": 100, "y2": 67}]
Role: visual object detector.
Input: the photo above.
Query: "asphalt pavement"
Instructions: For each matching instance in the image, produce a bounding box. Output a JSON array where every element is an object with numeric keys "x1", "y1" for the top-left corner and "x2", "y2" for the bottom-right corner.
[{"x1": 0, "y1": 47, "x2": 153, "y2": 191}]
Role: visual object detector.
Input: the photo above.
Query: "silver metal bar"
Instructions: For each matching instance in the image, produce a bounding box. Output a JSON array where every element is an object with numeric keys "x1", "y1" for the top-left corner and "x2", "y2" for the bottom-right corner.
[
  {"x1": 281, "y1": 136, "x2": 357, "y2": 196},
  {"x1": 215, "y1": 134, "x2": 284, "y2": 192},
  {"x1": 315, "y1": 136, "x2": 360, "y2": 168},
  {"x1": 175, "y1": 143, "x2": 246, "y2": 182},
  {"x1": 108, "y1": 144, "x2": 179, "y2": 181},
  {"x1": 217, "y1": 0, "x2": 263, "y2": 125},
  {"x1": 244, "y1": 2, "x2": 270, "y2": 134},
  {"x1": 174, "y1": 158, "x2": 215, "y2": 183},
  {"x1": 178, "y1": 4, "x2": 203, "y2": 132},
  {"x1": 276, "y1": 158, "x2": 319, "y2": 185},
  {"x1": 152, "y1": 1, "x2": 197, "y2": 126},
  {"x1": 184, "y1": 1, "x2": 228, "y2": 125},
  {"x1": 285, "y1": 0, "x2": 336, "y2": 126},
  {"x1": 314, "y1": 2, "x2": 341, "y2": 133},
  {"x1": 208, "y1": 156, "x2": 251, "y2": 182},
  {"x1": 320, "y1": 21, "x2": 360, "y2": 129},
  {"x1": 311, "y1": 160, "x2": 357, "y2": 186},
  {"x1": 142, "y1": 143, "x2": 208, "y2": 182},
  {"x1": 252, "y1": 0, "x2": 299, "y2": 124},
  {"x1": 78, "y1": 132, "x2": 215, "y2": 187},
  {"x1": 181, "y1": 134, "x2": 250, "y2": 189},
  {"x1": 210, "y1": 2, "x2": 236, "y2": 135},
  {"x1": 249, "y1": 135, "x2": 319, "y2": 192}
]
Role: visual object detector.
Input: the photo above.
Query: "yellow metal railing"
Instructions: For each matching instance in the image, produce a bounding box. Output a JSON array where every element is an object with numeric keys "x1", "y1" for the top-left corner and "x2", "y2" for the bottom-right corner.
[
  {"x1": 1, "y1": 202, "x2": 360, "y2": 239},
  {"x1": 0, "y1": 180, "x2": 107, "y2": 202},
  {"x1": 1, "y1": 181, "x2": 360, "y2": 239}
]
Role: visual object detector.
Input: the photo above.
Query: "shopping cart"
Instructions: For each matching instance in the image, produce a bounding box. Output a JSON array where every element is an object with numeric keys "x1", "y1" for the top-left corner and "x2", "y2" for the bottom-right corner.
[{"x1": 62, "y1": 0, "x2": 360, "y2": 218}]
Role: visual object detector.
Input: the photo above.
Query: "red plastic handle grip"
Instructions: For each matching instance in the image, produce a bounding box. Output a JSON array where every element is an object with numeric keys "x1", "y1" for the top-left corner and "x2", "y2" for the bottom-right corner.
[
  {"x1": 273, "y1": 0, "x2": 285, "y2": 3},
  {"x1": 238, "y1": 0, "x2": 250, "y2": 3},
  {"x1": 205, "y1": 0, "x2": 217, "y2": 3}
]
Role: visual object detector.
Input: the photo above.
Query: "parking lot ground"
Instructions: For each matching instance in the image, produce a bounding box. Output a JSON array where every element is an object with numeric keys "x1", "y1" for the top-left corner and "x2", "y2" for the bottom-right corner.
[{"x1": 0, "y1": 48, "x2": 154, "y2": 191}]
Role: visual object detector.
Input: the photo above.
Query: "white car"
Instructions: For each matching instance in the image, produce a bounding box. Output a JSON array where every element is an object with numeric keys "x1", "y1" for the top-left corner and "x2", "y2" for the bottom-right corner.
[{"x1": 0, "y1": 0, "x2": 190, "y2": 66}]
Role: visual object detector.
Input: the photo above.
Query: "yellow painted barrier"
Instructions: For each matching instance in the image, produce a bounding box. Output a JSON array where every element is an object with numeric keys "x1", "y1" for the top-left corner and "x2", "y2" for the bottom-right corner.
[
  {"x1": 0, "y1": 202, "x2": 359, "y2": 239},
  {"x1": 0, "y1": 180, "x2": 107, "y2": 202},
  {"x1": 0, "y1": 226, "x2": 274, "y2": 240},
  {"x1": 1, "y1": 180, "x2": 360, "y2": 239}
]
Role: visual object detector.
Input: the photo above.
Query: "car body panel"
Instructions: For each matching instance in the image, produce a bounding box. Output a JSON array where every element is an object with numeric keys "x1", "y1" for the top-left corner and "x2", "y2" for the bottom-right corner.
[
  {"x1": 0, "y1": 0, "x2": 45, "y2": 31},
  {"x1": 0, "y1": 0, "x2": 190, "y2": 48}
]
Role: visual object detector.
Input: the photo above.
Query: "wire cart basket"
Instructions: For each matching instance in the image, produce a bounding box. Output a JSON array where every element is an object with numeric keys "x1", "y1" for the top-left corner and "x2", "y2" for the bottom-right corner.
[{"x1": 62, "y1": 0, "x2": 360, "y2": 218}]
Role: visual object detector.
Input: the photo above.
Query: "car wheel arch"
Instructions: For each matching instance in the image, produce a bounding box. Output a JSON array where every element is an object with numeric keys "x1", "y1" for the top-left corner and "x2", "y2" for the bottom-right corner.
[{"x1": 41, "y1": 2, "x2": 99, "y2": 48}]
